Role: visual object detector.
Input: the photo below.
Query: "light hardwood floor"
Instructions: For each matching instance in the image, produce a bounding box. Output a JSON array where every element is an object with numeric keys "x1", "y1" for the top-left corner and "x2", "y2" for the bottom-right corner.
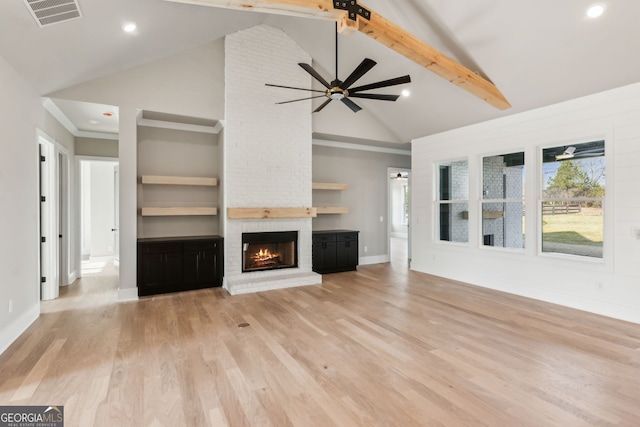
[{"x1": 1, "y1": 260, "x2": 640, "y2": 426}]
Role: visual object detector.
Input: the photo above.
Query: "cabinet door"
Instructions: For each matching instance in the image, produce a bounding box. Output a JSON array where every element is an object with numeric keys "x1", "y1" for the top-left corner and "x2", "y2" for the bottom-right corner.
[
  {"x1": 163, "y1": 251, "x2": 184, "y2": 289},
  {"x1": 184, "y1": 241, "x2": 220, "y2": 289},
  {"x1": 336, "y1": 232, "x2": 358, "y2": 271},
  {"x1": 139, "y1": 243, "x2": 183, "y2": 295},
  {"x1": 141, "y1": 252, "x2": 164, "y2": 291},
  {"x1": 336, "y1": 240, "x2": 358, "y2": 269},
  {"x1": 199, "y1": 247, "x2": 218, "y2": 285},
  {"x1": 312, "y1": 241, "x2": 337, "y2": 273}
]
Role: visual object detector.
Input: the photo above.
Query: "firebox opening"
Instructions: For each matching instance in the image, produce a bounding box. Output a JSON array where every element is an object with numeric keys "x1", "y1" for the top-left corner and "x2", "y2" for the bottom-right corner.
[{"x1": 242, "y1": 231, "x2": 298, "y2": 273}]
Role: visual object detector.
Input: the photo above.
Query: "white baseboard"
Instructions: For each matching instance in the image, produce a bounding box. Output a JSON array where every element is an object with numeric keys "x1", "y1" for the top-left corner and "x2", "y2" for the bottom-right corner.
[
  {"x1": 0, "y1": 304, "x2": 40, "y2": 356},
  {"x1": 117, "y1": 287, "x2": 139, "y2": 302},
  {"x1": 359, "y1": 254, "x2": 390, "y2": 265},
  {"x1": 65, "y1": 270, "x2": 77, "y2": 286}
]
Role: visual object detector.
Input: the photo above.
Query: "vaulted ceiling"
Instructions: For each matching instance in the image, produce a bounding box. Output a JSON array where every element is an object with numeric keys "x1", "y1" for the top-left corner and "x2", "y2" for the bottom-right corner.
[{"x1": 1, "y1": 0, "x2": 639, "y2": 144}]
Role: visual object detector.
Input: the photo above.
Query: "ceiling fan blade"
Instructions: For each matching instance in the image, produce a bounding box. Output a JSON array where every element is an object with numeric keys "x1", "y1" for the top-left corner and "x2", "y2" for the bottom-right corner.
[
  {"x1": 276, "y1": 95, "x2": 327, "y2": 105},
  {"x1": 349, "y1": 75, "x2": 411, "y2": 93},
  {"x1": 340, "y1": 58, "x2": 377, "y2": 90},
  {"x1": 341, "y1": 97, "x2": 362, "y2": 113},
  {"x1": 266, "y1": 83, "x2": 325, "y2": 93},
  {"x1": 313, "y1": 98, "x2": 332, "y2": 113},
  {"x1": 349, "y1": 93, "x2": 400, "y2": 101},
  {"x1": 299, "y1": 63, "x2": 331, "y2": 89}
]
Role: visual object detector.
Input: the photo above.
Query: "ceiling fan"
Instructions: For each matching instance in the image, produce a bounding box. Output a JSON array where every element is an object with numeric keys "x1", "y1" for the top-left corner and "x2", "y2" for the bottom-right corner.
[{"x1": 266, "y1": 24, "x2": 411, "y2": 113}]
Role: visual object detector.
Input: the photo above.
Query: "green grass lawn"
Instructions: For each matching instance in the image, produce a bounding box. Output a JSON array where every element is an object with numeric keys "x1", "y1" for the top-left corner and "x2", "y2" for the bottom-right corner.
[{"x1": 542, "y1": 209, "x2": 603, "y2": 246}]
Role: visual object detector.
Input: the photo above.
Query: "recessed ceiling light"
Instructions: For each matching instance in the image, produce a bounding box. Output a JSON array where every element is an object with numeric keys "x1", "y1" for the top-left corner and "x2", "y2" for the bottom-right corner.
[
  {"x1": 122, "y1": 22, "x2": 137, "y2": 33},
  {"x1": 401, "y1": 89, "x2": 411, "y2": 97},
  {"x1": 88, "y1": 119, "x2": 100, "y2": 125},
  {"x1": 586, "y1": 4, "x2": 605, "y2": 18}
]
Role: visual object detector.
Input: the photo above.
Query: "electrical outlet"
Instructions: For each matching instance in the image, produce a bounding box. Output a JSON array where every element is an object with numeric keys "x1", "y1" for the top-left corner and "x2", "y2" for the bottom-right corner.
[
  {"x1": 596, "y1": 282, "x2": 603, "y2": 291},
  {"x1": 364, "y1": 246, "x2": 368, "y2": 253},
  {"x1": 379, "y1": 216, "x2": 384, "y2": 222},
  {"x1": 632, "y1": 227, "x2": 640, "y2": 240},
  {"x1": 8, "y1": 300, "x2": 12, "y2": 313}
]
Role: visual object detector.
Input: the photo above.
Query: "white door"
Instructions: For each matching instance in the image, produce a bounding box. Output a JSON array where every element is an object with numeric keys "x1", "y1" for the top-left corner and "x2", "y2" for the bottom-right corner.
[
  {"x1": 113, "y1": 165, "x2": 120, "y2": 265},
  {"x1": 39, "y1": 139, "x2": 59, "y2": 300}
]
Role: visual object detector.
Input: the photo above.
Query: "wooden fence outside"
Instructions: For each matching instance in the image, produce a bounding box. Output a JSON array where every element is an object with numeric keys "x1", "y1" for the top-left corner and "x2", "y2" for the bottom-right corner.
[{"x1": 542, "y1": 204, "x2": 582, "y2": 215}]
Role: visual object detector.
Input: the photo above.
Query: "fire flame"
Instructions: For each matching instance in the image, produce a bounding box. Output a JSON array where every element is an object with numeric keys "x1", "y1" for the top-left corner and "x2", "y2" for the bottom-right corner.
[{"x1": 253, "y1": 248, "x2": 279, "y2": 261}]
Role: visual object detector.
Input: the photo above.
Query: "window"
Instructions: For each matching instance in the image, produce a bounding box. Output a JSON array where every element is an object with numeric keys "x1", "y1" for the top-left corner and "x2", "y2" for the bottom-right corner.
[
  {"x1": 402, "y1": 184, "x2": 409, "y2": 225},
  {"x1": 437, "y1": 160, "x2": 468, "y2": 242},
  {"x1": 541, "y1": 140, "x2": 605, "y2": 258},
  {"x1": 482, "y1": 152, "x2": 525, "y2": 249}
]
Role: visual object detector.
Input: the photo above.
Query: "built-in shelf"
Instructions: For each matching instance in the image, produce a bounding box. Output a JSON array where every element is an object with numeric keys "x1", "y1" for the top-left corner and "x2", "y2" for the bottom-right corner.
[
  {"x1": 227, "y1": 207, "x2": 317, "y2": 219},
  {"x1": 141, "y1": 207, "x2": 218, "y2": 217},
  {"x1": 312, "y1": 182, "x2": 349, "y2": 191},
  {"x1": 315, "y1": 207, "x2": 349, "y2": 215},
  {"x1": 461, "y1": 211, "x2": 504, "y2": 220},
  {"x1": 141, "y1": 175, "x2": 218, "y2": 186}
]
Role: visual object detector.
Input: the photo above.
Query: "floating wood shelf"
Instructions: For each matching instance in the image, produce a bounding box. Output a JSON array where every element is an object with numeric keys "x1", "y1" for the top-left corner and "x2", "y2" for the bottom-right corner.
[
  {"x1": 228, "y1": 207, "x2": 317, "y2": 219},
  {"x1": 461, "y1": 211, "x2": 504, "y2": 220},
  {"x1": 141, "y1": 207, "x2": 218, "y2": 217},
  {"x1": 141, "y1": 175, "x2": 218, "y2": 186},
  {"x1": 312, "y1": 182, "x2": 349, "y2": 191},
  {"x1": 315, "y1": 207, "x2": 349, "y2": 215}
]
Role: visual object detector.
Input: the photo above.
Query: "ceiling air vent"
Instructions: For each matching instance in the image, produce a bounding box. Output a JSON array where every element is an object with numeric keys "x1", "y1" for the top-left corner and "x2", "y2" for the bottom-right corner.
[{"x1": 23, "y1": 0, "x2": 82, "y2": 28}]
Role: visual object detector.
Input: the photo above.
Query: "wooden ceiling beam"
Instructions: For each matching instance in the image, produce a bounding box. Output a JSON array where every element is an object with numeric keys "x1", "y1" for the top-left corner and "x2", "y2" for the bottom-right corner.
[{"x1": 165, "y1": 0, "x2": 511, "y2": 109}]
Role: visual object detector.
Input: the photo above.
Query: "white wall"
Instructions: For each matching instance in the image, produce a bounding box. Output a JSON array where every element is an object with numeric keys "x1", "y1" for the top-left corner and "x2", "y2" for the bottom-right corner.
[
  {"x1": 0, "y1": 54, "x2": 43, "y2": 353},
  {"x1": 412, "y1": 82, "x2": 640, "y2": 324}
]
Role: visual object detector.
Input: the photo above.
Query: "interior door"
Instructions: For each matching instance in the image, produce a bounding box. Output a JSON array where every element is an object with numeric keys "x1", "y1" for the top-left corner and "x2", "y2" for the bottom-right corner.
[
  {"x1": 113, "y1": 164, "x2": 120, "y2": 265},
  {"x1": 39, "y1": 139, "x2": 59, "y2": 300}
]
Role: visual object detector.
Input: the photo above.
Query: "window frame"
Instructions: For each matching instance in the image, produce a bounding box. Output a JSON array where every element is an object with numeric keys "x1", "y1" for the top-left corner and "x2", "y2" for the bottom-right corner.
[
  {"x1": 537, "y1": 138, "x2": 608, "y2": 262},
  {"x1": 479, "y1": 151, "x2": 526, "y2": 252},
  {"x1": 434, "y1": 158, "x2": 469, "y2": 245}
]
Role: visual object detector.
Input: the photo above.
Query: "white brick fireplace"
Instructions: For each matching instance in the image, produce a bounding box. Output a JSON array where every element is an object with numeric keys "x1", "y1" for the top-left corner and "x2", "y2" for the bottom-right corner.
[{"x1": 222, "y1": 25, "x2": 322, "y2": 294}]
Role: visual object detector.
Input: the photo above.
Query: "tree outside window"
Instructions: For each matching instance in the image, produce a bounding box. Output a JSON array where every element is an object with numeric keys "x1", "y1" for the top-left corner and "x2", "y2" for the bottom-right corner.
[{"x1": 541, "y1": 140, "x2": 605, "y2": 258}]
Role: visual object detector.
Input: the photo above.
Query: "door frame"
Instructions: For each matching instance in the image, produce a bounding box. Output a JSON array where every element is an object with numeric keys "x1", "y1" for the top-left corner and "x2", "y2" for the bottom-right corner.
[
  {"x1": 38, "y1": 131, "x2": 58, "y2": 300},
  {"x1": 75, "y1": 156, "x2": 119, "y2": 278},
  {"x1": 387, "y1": 167, "x2": 411, "y2": 267}
]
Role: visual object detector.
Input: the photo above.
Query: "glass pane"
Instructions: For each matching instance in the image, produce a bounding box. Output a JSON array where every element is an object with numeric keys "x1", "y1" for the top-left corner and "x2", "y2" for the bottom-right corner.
[
  {"x1": 482, "y1": 152, "x2": 525, "y2": 200},
  {"x1": 541, "y1": 202, "x2": 603, "y2": 258},
  {"x1": 439, "y1": 160, "x2": 468, "y2": 201},
  {"x1": 542, "y1": 141, "x2": 605, "y2": 198},
  {"x1": 482, "y1": 202, "x2": 525, "y2": 249},
  {"x1": 439, "y1": 203, "x2": 468, "y2": 243}
]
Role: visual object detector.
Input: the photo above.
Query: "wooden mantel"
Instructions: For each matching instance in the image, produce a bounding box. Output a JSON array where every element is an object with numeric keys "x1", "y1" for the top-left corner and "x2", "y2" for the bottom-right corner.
[{"x1": 228, "y1": 207, "x2": 317, "y2": 219}]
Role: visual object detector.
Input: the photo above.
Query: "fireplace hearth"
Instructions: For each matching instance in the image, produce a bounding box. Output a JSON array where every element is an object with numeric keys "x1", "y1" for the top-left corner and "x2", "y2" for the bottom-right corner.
[{"x1": 242, "y1": 231, "x2": 298, "y2": 273}]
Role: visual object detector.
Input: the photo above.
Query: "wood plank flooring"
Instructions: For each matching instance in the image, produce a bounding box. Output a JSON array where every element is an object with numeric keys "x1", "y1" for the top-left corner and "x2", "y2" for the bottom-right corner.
[{"x1": 1, "y1": 260, "x2": 640, "y2": 426}]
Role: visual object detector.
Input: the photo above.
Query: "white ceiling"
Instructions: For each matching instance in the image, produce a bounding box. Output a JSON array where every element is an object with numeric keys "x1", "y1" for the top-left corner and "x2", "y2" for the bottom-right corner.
[{"x1": 1, "y1": 0, "x2": 639, "y2": 144}]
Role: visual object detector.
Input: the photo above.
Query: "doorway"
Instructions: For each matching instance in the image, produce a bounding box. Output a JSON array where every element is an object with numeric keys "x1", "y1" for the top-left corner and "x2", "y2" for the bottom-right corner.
[
  {"x1": 388, "y1": 168, "x2": 410, "y2": 266},
  {"x1": 38, "y1": 132, "x2": 72, "y2": 300},
  {"x1": 78, "y1": 158, "x2": 119, "y2": 278}
]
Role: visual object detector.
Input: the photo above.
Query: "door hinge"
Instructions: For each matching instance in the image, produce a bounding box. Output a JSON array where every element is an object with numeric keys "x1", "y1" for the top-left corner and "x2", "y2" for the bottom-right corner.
[
  {"x1": 41, "y1": 236, "x2": 46, "y2": 243},
  {"x1": 40, "y1": 155, "x2": 46, "y2": 162},
  {"x1": 41, "y1": 277, "x2": 46, "y2": 283},
  {"x1": 40, "y1": 196, "x2": 46, "y2": 202}
]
